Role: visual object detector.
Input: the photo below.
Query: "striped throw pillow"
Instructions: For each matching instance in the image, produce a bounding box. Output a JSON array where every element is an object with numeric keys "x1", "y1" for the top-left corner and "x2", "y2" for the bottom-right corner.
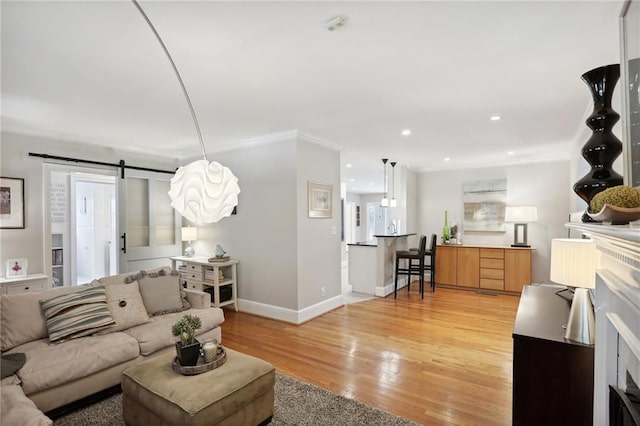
[{"x1": 40, "y1": 286, "x2": 115, "y2": 343}]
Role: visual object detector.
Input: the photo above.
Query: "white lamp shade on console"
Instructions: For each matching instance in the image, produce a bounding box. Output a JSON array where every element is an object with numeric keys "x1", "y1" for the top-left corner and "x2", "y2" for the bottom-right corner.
[
  {"x1": 181, "y1": 227, "x2": 198, "y2": 242},
  {"x1": 181, "y1": 227, "x2": 198, "y2": 257},
  {"x1": 505, "y1": 206, "x2": 538, "y2": 223},
  {"x1": 550, "y1": 238, "x2": 598, "y2": 289},
  {"x1": 550, "y1": 238, "x2": 600, "y2": 345},
  {"x1": 505, "y1": 206, "x2": 538, "y2": 247}
]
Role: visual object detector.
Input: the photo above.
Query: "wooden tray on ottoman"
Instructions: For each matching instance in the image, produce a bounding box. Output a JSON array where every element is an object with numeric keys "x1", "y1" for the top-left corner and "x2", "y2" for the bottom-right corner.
[{"x1": 172, "y1": 347, "x2": 226, "y2": 376}]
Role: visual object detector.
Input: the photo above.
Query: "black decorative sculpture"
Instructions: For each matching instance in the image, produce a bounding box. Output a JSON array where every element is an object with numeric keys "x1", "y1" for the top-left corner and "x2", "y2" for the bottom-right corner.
[{"x1": 573, "y1": 64, "x2": 624, "y2": 222}]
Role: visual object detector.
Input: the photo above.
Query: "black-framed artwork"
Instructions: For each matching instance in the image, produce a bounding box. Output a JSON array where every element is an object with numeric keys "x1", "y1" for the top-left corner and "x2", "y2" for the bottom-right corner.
[{"x1": 0, "y1": 177, "x2": 25, "y2": 229}]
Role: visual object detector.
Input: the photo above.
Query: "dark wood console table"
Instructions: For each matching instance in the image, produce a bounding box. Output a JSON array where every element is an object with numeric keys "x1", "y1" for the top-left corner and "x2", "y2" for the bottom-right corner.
[{"x1": 512, "y1": 285, "x2": 594, "y2": 426}]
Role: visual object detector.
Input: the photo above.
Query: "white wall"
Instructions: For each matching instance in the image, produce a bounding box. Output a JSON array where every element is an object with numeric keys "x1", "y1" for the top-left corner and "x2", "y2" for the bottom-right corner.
[
  {"x1": 404, "y1": 167, "x2": 418, "y2": 248},
  {"x1": 190, "y1": 131, "x2": 342, "y2": 321},
  {"x1": 417, "y1": 160, "x2": 571, "y2": 283},
  {"x1": 0, "y1": 132, "x2": 178, "y2": 278},
  {"x1": 190, "y1": 138, "x2": 299, "y2": 310},
  {"x1": 296, "y1": 138, "x2": 341, "y2": 311}
]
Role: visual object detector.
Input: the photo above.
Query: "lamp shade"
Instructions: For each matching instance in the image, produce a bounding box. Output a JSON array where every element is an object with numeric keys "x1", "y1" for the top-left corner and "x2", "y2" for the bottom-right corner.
[
  {"x1": 505, "y1": 206, "x2": 538, "y2": 223},
  {"x1": 550, "y1": 238, "x2": 599, "y2": 289},
  {"x1": 181, "y1": 227, "x2": 198, "y2": 242}
]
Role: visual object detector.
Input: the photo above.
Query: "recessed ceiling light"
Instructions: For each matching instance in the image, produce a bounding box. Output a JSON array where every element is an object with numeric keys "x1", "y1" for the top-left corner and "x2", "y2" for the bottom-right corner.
[
  {"x1": 490, "y1": 115, "x2": 502, "y2": 121},
  {"x1": 349, "y1": 178, "x2": 355, "y2": 182},
  {"x1": 401, "y1": 129, "x2": 411, "y2": 136},
  {"x1": 346, "y1": 163, "x2": 352, "y2": 168},
  {"x1": 444, "y1": 157, "x2": 451, "y2": 162},
  {"x1": 507, "y1": 151, "x2": 515, "y2": 155},
  {"x1": 369, "y1": 182, "x2": 374, "y2": 186}
]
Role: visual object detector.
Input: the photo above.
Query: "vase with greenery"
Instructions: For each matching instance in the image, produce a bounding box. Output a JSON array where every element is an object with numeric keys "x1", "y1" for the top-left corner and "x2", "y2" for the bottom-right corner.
[{"x1": 171, "y1": 314, "x2": 202, "y2": 366}]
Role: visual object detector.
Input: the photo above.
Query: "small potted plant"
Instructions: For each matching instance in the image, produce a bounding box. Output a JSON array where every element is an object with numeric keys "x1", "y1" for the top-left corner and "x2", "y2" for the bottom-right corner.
[{"x1": 171, "y1": 314, "x2": 202, "y2": 366}]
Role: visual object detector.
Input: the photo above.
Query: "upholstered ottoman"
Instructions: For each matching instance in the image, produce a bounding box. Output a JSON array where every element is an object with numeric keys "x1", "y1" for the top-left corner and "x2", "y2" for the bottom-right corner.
[{"x1": 121, "y1": 348, "x2": 275, "y2": 426}]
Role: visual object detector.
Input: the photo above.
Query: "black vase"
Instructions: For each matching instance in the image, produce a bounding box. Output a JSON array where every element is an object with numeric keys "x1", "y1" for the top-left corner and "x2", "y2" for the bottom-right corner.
[
  {"x1": 175, "y1": 340, "x2": 201, "y2": 366},
  {"x1": 573, "y1": 64, "x2": 624, "y2": 222}
]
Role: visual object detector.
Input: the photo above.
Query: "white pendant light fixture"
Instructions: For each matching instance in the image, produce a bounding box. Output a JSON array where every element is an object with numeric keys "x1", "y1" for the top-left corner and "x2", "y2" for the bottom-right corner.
[
  {"x1": 381, "y1": 158, "x2": 389, "y2": 207},
  {"x1": 132, "y1": 0, "x2": 240, "y2": 224},
  {"x1": 390, "y1": 161, "x2": 397, "y2": 207}
]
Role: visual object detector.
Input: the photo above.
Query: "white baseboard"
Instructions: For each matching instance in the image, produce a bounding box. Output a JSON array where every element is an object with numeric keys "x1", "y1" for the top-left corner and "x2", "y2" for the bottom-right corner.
[
  {"x1": 375, "y1": 277, "x2": 408, "y2": 297},
  {"x1": 238, "y1": 295, "x2": 345, "y2": 324}
]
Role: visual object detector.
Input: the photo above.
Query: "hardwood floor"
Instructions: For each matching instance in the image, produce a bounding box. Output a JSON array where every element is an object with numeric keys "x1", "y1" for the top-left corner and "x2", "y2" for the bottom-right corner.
[{"x1": 221, "y1": 286, "x2": 521, "y2": 426}]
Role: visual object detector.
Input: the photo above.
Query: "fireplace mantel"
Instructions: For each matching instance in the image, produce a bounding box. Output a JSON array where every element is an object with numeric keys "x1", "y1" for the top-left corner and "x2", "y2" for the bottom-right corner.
[{"x1": 567, "y1": 223, "x2": 640, "y2": 424}]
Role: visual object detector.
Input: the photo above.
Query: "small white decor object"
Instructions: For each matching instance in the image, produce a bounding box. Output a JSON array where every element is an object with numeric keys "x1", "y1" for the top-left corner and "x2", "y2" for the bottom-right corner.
[
  {"x1": 169, "y1": 160, "x2": 240, "y2": 224},
  {"x1": 6, "y1": 258, "x2": 28, "y2": 277},
  {"x1": 202, "y1": 340, "x2": 218, "y2": 363}
]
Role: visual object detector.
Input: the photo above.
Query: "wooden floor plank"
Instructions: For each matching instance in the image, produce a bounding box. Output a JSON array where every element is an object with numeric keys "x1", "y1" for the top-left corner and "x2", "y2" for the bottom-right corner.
[{"x1": 221, "y1": 286, "x2": 520, "y2": 425}]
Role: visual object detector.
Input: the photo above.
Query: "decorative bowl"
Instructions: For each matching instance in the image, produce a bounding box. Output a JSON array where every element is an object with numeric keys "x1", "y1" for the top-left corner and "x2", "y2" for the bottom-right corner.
[{"x1": 586, "y1": 204, "x2": 640, "y2": 225}]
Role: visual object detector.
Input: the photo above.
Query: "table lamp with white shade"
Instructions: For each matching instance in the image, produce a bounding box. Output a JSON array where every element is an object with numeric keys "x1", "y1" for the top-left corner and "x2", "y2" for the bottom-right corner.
[
  {"x1": 550, "y1": 238, "x2": 600, "y2": 345},
  {"x1": 505, "y1": 206, "x2": 538, "y2": 247},
  {"x1": 181, "y1": 227, "x2": 198, "y2": 257}
]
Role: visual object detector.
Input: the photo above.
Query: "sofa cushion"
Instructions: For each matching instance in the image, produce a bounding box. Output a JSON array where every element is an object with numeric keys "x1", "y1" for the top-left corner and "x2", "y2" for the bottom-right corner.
[
  {"x1": 1, "y1": 285, "x2": 91, "y2": 352},
  {"x1": 123, "y1": 308, "x2": 224, "y2": 356},
  {"x1": 93, "y1": 272, "x2": 132, "y2": 286},
  {"x1": 127, "y1": 267, "x2": 186, "y2": 315},
  {"x1": 6, "y1": 332, "x2": 139, "y2": 395},
  {"x1": 99, "y1": 282, "x2": 150, "y2": 333},
  {"x1": 40, "y1": 286, "x2": 115, "y2": 343},
  {"x1": 1, "y1": 384, "x2": 52, "y2": 426}
]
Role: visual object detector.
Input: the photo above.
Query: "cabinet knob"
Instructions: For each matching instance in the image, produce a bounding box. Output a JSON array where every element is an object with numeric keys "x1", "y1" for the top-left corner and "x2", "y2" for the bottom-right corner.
[{"x1": 24, "y1": 287, "x2": 29, "y2": 290}]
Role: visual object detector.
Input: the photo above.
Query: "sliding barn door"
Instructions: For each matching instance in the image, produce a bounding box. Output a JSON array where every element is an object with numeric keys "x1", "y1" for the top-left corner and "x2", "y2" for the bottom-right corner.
[{"x1": 117, "y1": 170, "x2": 181, "y2": 272}]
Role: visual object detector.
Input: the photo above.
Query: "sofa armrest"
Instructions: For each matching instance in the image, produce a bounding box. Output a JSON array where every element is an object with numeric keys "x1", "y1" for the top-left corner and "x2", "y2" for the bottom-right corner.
[
  {"x1": 183, "y1": 288, "x2": 211, "y2": 309},
  {"x1": 1, "y1": 384, "x2": 52, "y2": 426}
]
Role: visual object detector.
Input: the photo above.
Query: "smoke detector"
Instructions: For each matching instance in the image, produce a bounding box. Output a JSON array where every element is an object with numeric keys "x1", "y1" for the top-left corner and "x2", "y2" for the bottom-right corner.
[{"x1": 324, "y1": 14, "x2": 348, "y2": 31}]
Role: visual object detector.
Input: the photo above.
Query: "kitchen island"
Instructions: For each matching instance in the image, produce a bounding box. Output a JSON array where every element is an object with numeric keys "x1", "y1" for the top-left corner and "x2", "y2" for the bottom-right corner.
[{"x1": 347, "y1": 233, "x2": 416, "y2": 297}]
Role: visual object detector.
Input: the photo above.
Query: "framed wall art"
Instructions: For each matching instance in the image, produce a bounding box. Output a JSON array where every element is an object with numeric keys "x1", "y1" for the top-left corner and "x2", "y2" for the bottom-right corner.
[
  {"x1": 308, "y1": 181, "x2": 332, "y2": 218},
  {"x1": 463, "y1": 178, "x2": 507, "y2": 232},
  {"x1": 0, "y1": 177, "x2": 25, "y2": 229},
  {"x1": 6, "y1": 258, "x2": 28, "y2": 278}
]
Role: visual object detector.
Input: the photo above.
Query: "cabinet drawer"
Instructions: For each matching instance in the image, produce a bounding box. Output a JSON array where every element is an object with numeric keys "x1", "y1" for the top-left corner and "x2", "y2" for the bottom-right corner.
[
  {"x1": 5, "y1": 281, "x2": 44, "y2": 294},
  {"x1": 182, "y1": 279, "x2": 203, "y2": 292},
  {"x1": 180, "y1": 263, "x2": 200, "y2": 272},
  {"x1": 480, "y1": 258, "x2": 504, "y2": 269},
  {"x1": 480, "y1": 278, "x2": 504, "y2": 290},
  {"x1": 480, "y1": 268, "x2": 504, "y2": 280},
  {"x1": 180, "y1": 271, "x2": 202, "y2": 281},
  {"x1": 480, "y1": 248, "x2": 504, "y2": 259}
]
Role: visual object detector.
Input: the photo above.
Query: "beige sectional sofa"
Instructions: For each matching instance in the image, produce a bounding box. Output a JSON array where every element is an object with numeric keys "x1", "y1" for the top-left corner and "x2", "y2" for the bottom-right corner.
[{"x1": 0, "y1": 266, "x2": 225, "y2": 424}]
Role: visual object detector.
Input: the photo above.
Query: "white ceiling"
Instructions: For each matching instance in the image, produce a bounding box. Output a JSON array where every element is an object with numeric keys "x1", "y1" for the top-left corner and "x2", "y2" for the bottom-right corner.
[{"x1": 1, "y1": 1, "x2": 624, "y2": 193}]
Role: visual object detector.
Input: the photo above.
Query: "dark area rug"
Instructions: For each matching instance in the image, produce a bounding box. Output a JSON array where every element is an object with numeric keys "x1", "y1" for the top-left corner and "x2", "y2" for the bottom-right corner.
[{"x1": 53, "y1": 372, "x2": 419, "y2": 425}]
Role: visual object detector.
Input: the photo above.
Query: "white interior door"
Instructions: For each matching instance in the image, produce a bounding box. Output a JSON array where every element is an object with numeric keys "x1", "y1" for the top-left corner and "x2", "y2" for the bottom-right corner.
[
  {"x1": 70, "y1": 174, "x2": 116, "y2": 284},
  {"x1": 118, "y1": 170, "x2": 181, "y2": 272}
]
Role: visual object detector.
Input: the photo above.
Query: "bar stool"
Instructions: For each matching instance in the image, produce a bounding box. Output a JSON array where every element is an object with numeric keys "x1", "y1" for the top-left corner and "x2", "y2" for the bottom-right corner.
[
  {"x1": 409, "y1": 234, "x2": 437, "y2": 293},
  {"x1": 394, "y1": 235, "x2": 427, "y2": 299},
  {"x1": 423, "y1": 234, "x2": 437, "y2": 292}
]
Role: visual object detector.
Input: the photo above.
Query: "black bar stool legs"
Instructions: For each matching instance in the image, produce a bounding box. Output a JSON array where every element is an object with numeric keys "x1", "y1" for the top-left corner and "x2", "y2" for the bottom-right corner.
[{"x1": 394, "y1": 235, "x2": 427, "y2": 299}]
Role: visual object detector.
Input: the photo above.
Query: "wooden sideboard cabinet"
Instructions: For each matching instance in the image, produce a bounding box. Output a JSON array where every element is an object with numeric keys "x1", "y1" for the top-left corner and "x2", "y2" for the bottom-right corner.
[
  {"x1": 512, "y1": 285, "x2": 594, "y2": 425},
  {"x1": 435, "y1": 245, "x2": 532, "y2": 294}
]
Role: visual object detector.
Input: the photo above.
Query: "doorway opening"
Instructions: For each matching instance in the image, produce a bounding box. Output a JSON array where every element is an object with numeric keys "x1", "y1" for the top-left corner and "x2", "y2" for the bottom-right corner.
[{"x1": 71, "y1": 174, "x2": 117, "y2": 285}]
